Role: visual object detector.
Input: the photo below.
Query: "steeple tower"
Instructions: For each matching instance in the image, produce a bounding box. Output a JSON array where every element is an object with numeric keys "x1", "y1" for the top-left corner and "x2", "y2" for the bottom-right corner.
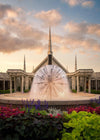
[
  {"x1": 75, "y1": 55, "x2": 77, "y2": 71},
  {"x1": 24, "y1": 55, "x2": 26, "y2": 72},
  {"x1": 48, "y1": 27, "x2": 52, "y2": 55},
  {"x1": 48, "y1": 27, "x2": 53, "y2": 65}
]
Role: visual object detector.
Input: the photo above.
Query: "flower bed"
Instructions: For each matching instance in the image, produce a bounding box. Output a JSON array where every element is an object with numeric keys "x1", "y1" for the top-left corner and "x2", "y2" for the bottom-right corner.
[
  {"x1": 67, "y1": 105, "x2": 100, "y2": 114},
  {"x1": 0, "y1": 105, "x2": 100, "y2": 140},
  {"x1": 0, "y1": 108, "x2": 63, "y2": 140},
  {"x1": 0, "y1": 106, "x2": 25, "y2": 119}
]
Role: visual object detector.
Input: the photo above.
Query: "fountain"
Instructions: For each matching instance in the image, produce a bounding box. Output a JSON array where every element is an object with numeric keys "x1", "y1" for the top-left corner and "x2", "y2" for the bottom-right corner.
[
  {"x1": 29, "y1": 65, "x2": 71, "y2": 101},
  {"x1": 29, "y1": 28, "x2": 72, "y2": 101}
]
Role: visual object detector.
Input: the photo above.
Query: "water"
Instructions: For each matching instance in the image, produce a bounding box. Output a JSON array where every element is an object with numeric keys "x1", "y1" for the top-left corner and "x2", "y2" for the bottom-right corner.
[{"x1": 29, "y1": 65, "x2": 72, "y2": 101}]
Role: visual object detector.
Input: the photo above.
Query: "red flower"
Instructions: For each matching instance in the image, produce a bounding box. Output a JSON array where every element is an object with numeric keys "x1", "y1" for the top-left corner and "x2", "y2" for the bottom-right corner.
[
  {"x1": 49, "y1": 114, "x2": 53, "y2": 118},
  {"x1": 0, "y1": 106, "x2": 25, "y2": 119},
  {"x1": 38, "y1": 113, "x2": 41, "y2": 116}
]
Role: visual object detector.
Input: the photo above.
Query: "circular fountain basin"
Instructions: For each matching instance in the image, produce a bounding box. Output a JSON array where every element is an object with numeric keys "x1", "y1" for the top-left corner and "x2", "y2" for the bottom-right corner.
[{"x1": 0, "y1": 92, "x2": 100, "y2": 108}]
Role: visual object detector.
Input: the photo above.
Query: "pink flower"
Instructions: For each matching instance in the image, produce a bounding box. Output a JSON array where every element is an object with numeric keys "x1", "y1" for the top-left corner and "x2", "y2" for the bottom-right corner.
[
  {"x1": 49, "y1": 114, "x2": 53, "y2": 118},
  {"x1": 38, "y1": 113, "x2": 41, "y2": 116},
  {"x1": 0, "y1": 106, "x2": 25, "y2": 119},
  {"x1": 57, "y1": 113, "x2": 61, "y2": 116}
]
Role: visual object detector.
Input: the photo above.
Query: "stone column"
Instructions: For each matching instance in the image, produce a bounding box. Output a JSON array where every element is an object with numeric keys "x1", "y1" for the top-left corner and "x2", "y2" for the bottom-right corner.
[
  {"x1": 25, "y1": 76, "x2": 29, "y2": 90},
  {"x1": 14, "y1": 77, "x2": 16, "y2": 93},
  {"x1": 77, "y1": 76, "x2": 80, "y2": 92},
  {"x1": 88, "y1": 77, "x2": 91, "y2": 93},
  {"x1": 10, "y1": 76, "x2": 12, "y2": 93},
  {"x1": 72, "y1": 76, "x2": 76, "y2": 90},
  {"x1": 21, "y1": 75, "x2": 24, "y2": 93},
  {"x1": 84, "y1": 77, "x2": 86, "y2": 93},
  {"x1": 3, "y1": 80, "x2": 5, "y2": 91},
  {"x1": 96, "y1": 79, "x2": 97, "y2": 91}
]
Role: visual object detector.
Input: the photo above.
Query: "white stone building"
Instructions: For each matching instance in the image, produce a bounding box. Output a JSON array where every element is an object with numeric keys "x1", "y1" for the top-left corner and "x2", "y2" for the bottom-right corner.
[{"x1": 0, "y1": 28, "x2": 100, "y2": 93}]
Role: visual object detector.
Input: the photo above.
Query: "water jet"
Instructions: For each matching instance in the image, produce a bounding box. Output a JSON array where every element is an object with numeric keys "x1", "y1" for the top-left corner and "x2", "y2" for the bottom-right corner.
[{"x1": 29, "y1": 65, "x2": 71, "y2": 101}]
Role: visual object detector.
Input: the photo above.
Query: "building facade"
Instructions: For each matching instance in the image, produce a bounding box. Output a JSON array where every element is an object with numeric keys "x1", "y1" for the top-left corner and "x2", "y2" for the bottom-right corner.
[{"x1": 0, "y1": 28, "x2": 100, "y2": 93}]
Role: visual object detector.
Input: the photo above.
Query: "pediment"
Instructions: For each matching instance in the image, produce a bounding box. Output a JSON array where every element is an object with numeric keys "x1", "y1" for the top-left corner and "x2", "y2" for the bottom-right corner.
[{"x1": 33, "y1": 56, "x2": 68, "y2": 73}]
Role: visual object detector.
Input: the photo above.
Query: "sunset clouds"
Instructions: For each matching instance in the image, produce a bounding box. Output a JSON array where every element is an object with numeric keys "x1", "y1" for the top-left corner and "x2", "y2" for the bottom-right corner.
[
  {"x1": 50, "y1": 21, "x2": 100, "y2": 54},
  {"x1": 0, "y1": 5, "x2": 63, "y2": 53},
  {"x1": 35, "y1": 9, "x2": 62, "y2": 26},
  {"x1": 0, "y1": 5, "x2": 46, "y2": 53},
  {"x1": 0, "y1": 0, "x2": 99, "y2": 72},
  {"x1": 0, "y1": 3, "x2": 100, "y2": 54},
  {"x1": 0, "y1": 18, "x2": 47, "y2": 53},
  {"x1": 63, "y1": 0, "x2": 94, "y2": 8},
  {"x1": 63, "y1": 21, "x2": 100, "y2": 52},
  {"x1": 0, "y1": 4, "x2": 18, "y2": 18},
  {"x1": 82, "y1": 1, "x2": 94, "y2": 8},
  {"x1": 64, "y1": 21, "x2": 100, "y2": 37},
  {"x1": 0, "y1": 2, "x2": 99, "y2": 54}
]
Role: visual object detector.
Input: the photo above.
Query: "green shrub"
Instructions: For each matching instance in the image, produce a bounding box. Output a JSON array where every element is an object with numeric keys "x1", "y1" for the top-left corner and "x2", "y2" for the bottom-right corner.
[
  {"x1": 21, "y1": 106, "x2": 48, "y2": 116},
  {"x1": 62, "y1": 111, "x2": 100, "y2": 140},
  {"x1": 24, "y1": 89, "x2": 29, "y2": 93},
  {"x1": 72, "y1": 89, "x2": 77, "y2": 93},
  {"x1": 0, "y1": 113, "x2": 63, "y2": 140},
  {"x1": 80, "y1": 86, "x2": 83, "y2": 91},
  {"x1": 0, "y1": 89, "x2": 14, "y2": 94},
  {"x1": 86, "y1": 89, "x2": 88, "y2": 92},
  {"x1": 86, "y1": 89, "x2": 100, "y2": 94},
  {"x1": 0, "y1": 89, "x2": 10, "y2": 94},
  {"x1": 91, "y1": 90, "x2": 100, "y2": 94}
]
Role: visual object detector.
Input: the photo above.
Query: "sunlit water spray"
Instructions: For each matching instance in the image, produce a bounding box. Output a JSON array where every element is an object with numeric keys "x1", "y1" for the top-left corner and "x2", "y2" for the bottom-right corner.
[{"x1": 29, "y1": 65, "x2": 72, "y2": 101}]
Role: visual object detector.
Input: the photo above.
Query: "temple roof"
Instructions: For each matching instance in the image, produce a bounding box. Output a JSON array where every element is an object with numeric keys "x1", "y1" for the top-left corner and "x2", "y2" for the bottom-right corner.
[{"x1": 33, "y1": 56, "x2": 68, "y2": 73}]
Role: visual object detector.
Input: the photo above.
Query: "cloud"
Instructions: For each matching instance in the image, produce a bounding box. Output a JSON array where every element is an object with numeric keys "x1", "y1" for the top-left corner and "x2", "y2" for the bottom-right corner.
[
  {"x1": 6, "y1": 10, "x2": 17, "y2": 18},
  {"x1": 0, "y1": 17, "x2": 48, "y2": 53},
  {"x1": 64, "y1": 21, "x2": 100, "y2": 37},
  {"x1": 59, "y1": 35, "x2": 100, "y2": 53},
  {"x1": 0, "y1": 3, "x2": 99, "y2": 55},
  {"x1": 0, "y1": 3, "x2": 18, "y2": 18},
  {"x1": 47, "y1": 21, "x2": 100, "y2": 53},
  {"x1": 34, "y1": 9, "x2": 62, "y2": 27},
  {"x1": 0, "y1": 3, "x2": 48, "y2": 53},
  {"x1": 1, "y1": 18, "x2": 100, "y2": 54},
  {"x1": 63, "y1": 0, "x2": 82, "y2": 6},
  {"x1": 62, "y1": 21, "x2": 100, "y2": 52},
  {"x1": 63, "y1": 0, "x2": 94, "y2": 8},
  {"x1": 3, "y1": 18, "x2": 47, "y2": 39},
  {"x1": 82, "y1": 1, "x2": 94, "y2": 8},
  {"x1": 87, "y1": 24, "x2": 100, "y2": 37},
  {"x1": 0, "y1": 29, "x2": 46, "y2": 53},
  {"x1": 64, "y1": 21, "x2": 87, "y2": 34}
]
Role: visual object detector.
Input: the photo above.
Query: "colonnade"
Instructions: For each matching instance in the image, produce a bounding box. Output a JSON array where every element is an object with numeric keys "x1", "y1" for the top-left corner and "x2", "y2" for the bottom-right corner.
[
  {"x1": 9, "y1": 75, "x2": 32, "y2": 93},
  {"x1": 7, "y1": 69, "x2": 99, "y2": 94},
  {"x1": 9, "y1": 75, "x2": 92, "y2": 93},
  {"x1": 0, "y1": 79, "x2": 9, "y2": 90},
  {"x1": 72, "y1": 75, "x2": 91, "y2": 93},
  {"x1": 10, "y1": 76, "x2": 24, "y2": 93},
  {"x1": 3, "y1": 80, "x2": 5, "y2": 90}
]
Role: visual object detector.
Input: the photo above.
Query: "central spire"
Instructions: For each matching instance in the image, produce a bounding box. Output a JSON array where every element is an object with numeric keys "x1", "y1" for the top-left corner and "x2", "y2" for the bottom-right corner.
[
  {"x1": 48, "y1": 27, "x2": 52, "y2": 55},
  {"x1": 75, "y1": 55, "x2": 77, "y2": 71},
  {"x1": 48, "y1": 27, "x2": 53, "y2": 65},
  {"x1": 24, "y1": 55, "x2": 26, "y2": 72}
]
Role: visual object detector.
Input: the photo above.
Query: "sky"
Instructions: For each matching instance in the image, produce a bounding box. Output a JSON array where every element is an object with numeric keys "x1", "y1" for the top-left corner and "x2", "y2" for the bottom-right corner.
[{"x1": 0, "y1": 0, "x2": 100, "y2": 72}]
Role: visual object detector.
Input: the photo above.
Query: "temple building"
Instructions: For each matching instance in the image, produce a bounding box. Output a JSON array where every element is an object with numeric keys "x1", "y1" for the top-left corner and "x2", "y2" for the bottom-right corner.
[{"x1": 0, "y1": 28, "x2": 100, "y2": 93}]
